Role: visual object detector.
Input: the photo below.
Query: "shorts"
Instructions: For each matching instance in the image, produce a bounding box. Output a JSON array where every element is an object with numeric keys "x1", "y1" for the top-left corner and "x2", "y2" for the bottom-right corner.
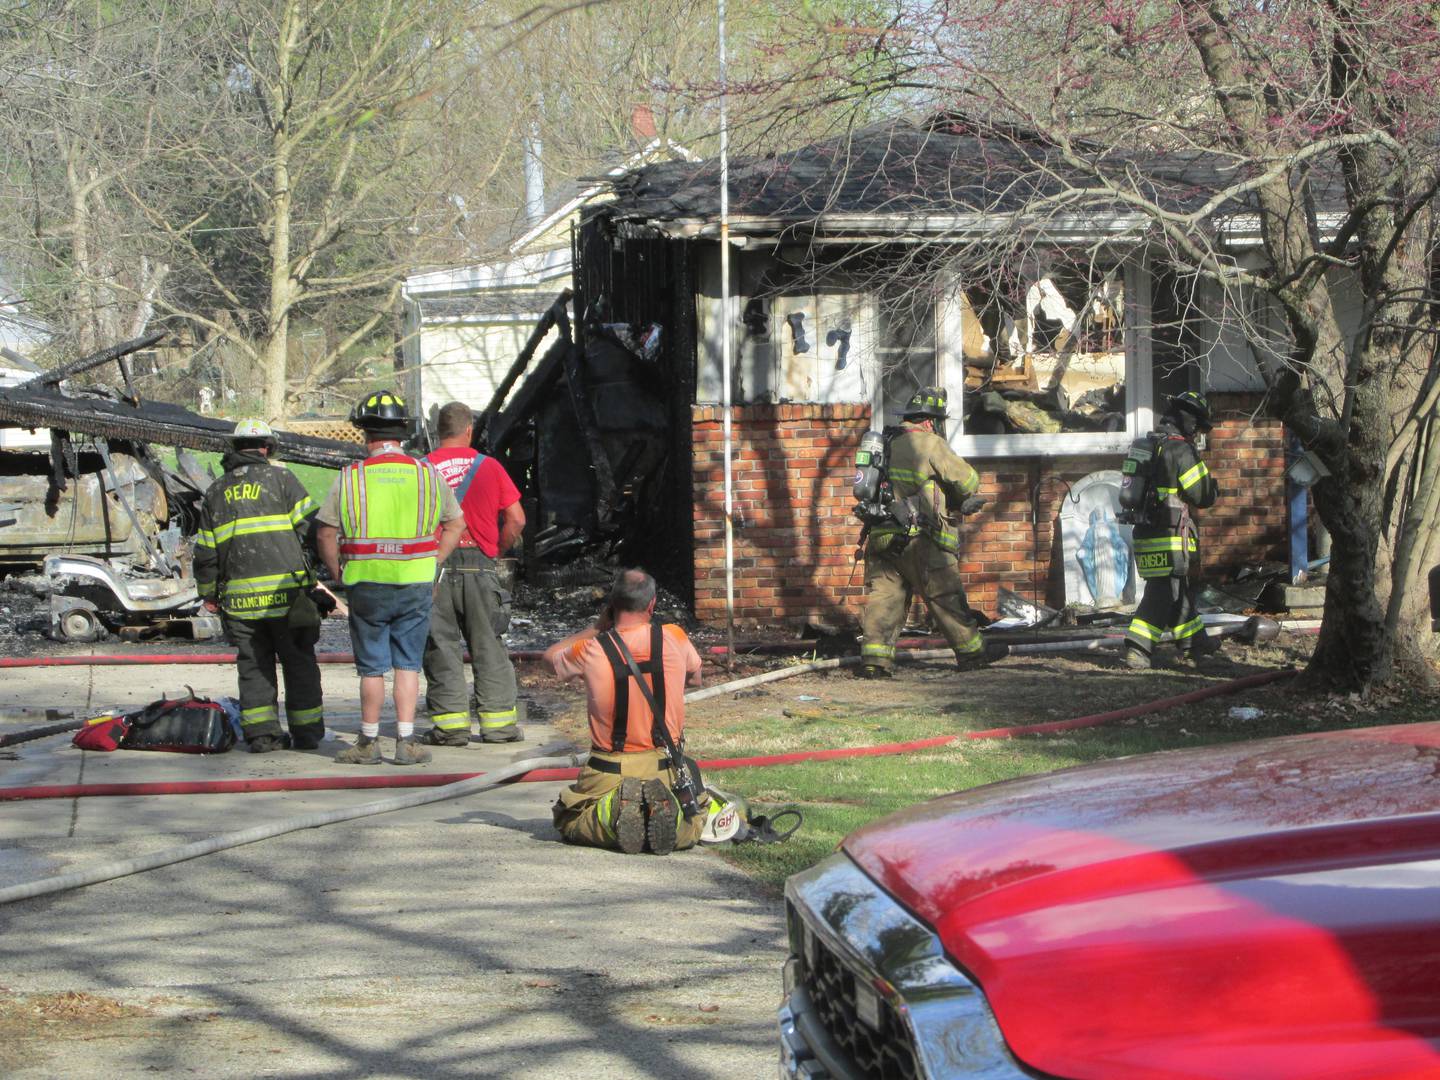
[{"x1": 346, "y1": 582, "x2": 433, "y2": 676}]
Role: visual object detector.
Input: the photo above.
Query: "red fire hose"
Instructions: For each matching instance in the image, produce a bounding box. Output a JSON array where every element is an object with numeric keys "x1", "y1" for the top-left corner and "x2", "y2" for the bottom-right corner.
[
  {"x1": 0, "y1": 650, "x2": 547, "y2": 668},
  {"x1": 0, "y1": 668, "x2": 1293, "y2": 801}
]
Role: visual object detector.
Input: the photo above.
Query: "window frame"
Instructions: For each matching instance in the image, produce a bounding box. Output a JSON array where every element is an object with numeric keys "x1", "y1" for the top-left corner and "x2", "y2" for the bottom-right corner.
[{"x1": 938, "y1": 255, "x2": 1154, "y2": 459}]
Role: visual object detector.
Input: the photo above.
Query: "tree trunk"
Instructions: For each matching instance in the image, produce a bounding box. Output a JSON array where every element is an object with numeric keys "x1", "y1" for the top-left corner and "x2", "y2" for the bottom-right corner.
[{"x1": 1305, "y1": 362, "x2": 1393, "y2": 689}]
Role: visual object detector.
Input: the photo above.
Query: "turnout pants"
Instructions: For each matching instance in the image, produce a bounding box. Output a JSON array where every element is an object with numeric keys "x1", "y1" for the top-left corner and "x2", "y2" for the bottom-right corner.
[
  {"x1": 552, "y1": 750, "x2": 706, "y2": 852},
  {"x1": 1125, "y1": 576, "x2": 1205, "y2": 657},
  {"x1": 226, "y1": 615, "x2": 324, "y2": 741},
  {"x1": 860, "y1": 535, "x2": 982, "y2": 669},
  {"x1": 423, "y1": 548, "x2": 518, "y2": 738}
]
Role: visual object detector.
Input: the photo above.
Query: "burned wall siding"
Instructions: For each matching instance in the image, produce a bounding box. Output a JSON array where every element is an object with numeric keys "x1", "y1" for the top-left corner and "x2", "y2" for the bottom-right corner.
[
  {"x1": 569, "y1": 219, "x2": 697, "y2": 602},
  {"x1": 689, "y1": 393, "x2": 1286, "y2": 629}
]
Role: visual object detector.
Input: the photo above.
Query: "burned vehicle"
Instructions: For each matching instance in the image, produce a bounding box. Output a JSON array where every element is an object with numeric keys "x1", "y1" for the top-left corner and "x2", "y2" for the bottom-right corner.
[
  {"x1": 781, "y1": 722, "x2": 1440, "y2": 1079},
  {"x1": 0, "y1": 333, "x2": 359, "y2": 642}
]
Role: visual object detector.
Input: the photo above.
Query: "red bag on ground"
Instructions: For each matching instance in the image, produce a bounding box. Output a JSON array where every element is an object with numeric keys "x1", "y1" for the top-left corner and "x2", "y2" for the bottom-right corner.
[
  {"x1": 72, "y1": 714, "x2": 132, "y2": 752},
  {"x1": 120, "y1": 695, "x2": 234, "y2": 754}
]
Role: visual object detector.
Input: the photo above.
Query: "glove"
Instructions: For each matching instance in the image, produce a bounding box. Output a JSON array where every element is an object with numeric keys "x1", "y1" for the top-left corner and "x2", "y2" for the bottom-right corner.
[{"x1": 958, "y1": 495, "x2": 987, "y2": 516}]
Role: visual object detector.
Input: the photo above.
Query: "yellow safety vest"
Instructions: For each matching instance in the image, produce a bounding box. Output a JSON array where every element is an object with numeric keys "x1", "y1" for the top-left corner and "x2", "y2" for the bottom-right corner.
[{"x1": 337, "y1": 453, "x2": 443, "y2": 586}]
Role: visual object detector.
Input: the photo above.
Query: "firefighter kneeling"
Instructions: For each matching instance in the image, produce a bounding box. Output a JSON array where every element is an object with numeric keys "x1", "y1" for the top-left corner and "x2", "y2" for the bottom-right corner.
[
  {"x1": 856, "y1": 386, "x2": 1005, "y2": 678},
  {"x1": 544, "y1": 570, "x2": 707, "y2": 855}
]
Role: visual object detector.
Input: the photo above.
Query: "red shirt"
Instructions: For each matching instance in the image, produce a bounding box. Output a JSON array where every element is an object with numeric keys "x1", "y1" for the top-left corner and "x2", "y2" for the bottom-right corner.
[{"x1": 425, "y1": 446, "x2": 521, "y2": 557}]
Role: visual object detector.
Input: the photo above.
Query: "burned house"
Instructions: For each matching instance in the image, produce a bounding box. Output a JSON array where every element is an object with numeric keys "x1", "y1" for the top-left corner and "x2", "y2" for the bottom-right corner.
[{"x1": 514, "y1": 111, "x2": 1315, "y2": 628}]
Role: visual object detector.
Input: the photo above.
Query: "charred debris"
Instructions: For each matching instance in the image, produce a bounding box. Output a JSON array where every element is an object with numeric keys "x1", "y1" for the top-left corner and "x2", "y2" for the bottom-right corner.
[
  {"x1": 479, "y1": 232, "x2": 698, "y2": 599},
  {"x1": 0, "y1": 333, "x2": 360, "y2": 644},
  {"x1": 0, "y1": 301, "x2": 698, "y2": 645}
]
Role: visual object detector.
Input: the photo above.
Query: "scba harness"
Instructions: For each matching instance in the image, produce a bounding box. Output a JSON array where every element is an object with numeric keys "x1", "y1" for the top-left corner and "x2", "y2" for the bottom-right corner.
[{"x1": 594, "y1": 623, "x2": 802, "y2": 844}]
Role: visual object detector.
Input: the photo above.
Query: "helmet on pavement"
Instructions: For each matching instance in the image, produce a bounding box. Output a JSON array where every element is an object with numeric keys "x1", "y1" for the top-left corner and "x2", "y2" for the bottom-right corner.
[
  {"x1": 350, "y1": 390, "x2": 411, "y2": 430},
  {"x1": 901, "y1": 386, "x2": 949, "y2": 422},
  {"x1": 229, "y1": 417, "x2": 276, "y2": 445},
  {"x1": 1169, "y1": 390, "x2": 1213, "y2": 432}
]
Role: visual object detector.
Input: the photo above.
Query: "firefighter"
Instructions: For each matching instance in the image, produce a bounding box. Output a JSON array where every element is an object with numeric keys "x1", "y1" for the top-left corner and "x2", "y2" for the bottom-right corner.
[
  {"x1": 1124, "y1": 390, "x2": 1220, "y2": 669},
  {"x1": 315, "y1": 391, "x2": 467, "y2": 765},
  {"x1": 421, "y1": 401, "x2": 526, "y2": 746},
  {"x1": 543, "y1": 569, "x2": 707, "y2": 854},
  {"x1": 858, "y1": 386, "x2": 1003, "y2": 678},
  {"x1": 194, "y1": 418, "x2": 326, "y2": 752}
]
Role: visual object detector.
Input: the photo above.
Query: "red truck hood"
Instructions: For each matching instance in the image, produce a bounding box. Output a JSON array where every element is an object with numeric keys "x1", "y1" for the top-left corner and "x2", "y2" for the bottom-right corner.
[{"x1": 843, "y1": 722, "x2": 1440, "y2": 1080}]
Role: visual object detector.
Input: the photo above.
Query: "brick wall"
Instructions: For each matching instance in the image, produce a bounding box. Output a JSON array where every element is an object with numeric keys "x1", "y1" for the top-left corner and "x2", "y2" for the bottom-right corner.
[
  {"x1": 692, "y1": 404, "x2": 870, "y2": 627},
  {"x1": 690, "y1": 393, "x2": 1287, "y2": 629}
]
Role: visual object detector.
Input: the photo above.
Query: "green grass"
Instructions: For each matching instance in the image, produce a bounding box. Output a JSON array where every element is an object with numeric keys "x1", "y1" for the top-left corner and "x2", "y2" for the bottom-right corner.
[
  {"x1": 157, "y1": 449, "x2": 337, "y2": 503},
  {"x1": 690, "y1": 667, "x2": 1438, "y2": 890}
]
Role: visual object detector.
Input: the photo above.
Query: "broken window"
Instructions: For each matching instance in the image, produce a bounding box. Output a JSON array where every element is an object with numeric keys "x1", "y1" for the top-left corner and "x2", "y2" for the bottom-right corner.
[
  {"x1": 958, "y1": 256, "x2": 1127, "y2": 438},
  {"x1": 876, "y1": 287, "x2": 937, "y2": 420}
]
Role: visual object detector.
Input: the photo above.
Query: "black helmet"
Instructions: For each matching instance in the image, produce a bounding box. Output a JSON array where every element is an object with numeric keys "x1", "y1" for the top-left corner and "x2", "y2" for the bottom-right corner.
[
  {"x1": 1169, "y1": 390, "x2": 1213, "y2": 432},
  {"x1": 350, "y1": 389, "x2": 410, "y2": 429},
  {"x1": 901, "y1": 386, "x2": 949, "y2": 421}
]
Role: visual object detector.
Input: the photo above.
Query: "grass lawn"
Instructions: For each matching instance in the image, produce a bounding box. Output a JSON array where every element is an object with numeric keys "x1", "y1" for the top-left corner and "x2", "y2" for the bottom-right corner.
[
  {"x1": 670, "y1": 644, "x2": 1438, "y2": 889},
  {"x1": 157, "y1": 448, "x2": 338, "y2": 503}
]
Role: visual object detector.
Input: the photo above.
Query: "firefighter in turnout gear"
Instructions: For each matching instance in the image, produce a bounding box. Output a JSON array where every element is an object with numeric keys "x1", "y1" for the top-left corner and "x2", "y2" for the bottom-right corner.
[
  {"x1": 1123, "y1": 391, "x2": 1221, "y2": 669},
  {"x1": 858, "y1": 387, "x2": 1003, "y2": 678},
  {"x1": 194, "y1": 419, "x2": 326, "y2": 752},
  {"x1": 543, "y1": 570, "x2": 707, "y2": 854},
  {"x1": 421, "y1": 401, "x2": 526, "y2": 746}
]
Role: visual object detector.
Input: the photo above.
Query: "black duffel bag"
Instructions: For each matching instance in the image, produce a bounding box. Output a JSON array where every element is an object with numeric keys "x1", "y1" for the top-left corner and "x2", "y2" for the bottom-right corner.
[{"x1": 121, "y1": 693, "x2": 235, "y2": 754}]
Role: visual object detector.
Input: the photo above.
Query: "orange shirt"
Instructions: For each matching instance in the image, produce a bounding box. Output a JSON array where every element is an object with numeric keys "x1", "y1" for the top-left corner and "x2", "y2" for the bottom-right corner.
[{"x1": 552, "y1": 622, "x2": 701, "y2": 753}]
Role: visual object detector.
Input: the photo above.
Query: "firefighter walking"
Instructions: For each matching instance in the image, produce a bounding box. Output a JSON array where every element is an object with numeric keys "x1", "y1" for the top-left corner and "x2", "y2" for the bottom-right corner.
[
  {"x1": 421, "y1": 401, "x2": 526, "y2": 746},
  {"x1": 857, "y1": 387, "x2": 1003, "y2": 678},
  {"x1": 194, "y1": 419, "x2": 326, "y2": 752},
  {"x1": 1123, "y1": 391, "x2": 1220, "y2": 668}
]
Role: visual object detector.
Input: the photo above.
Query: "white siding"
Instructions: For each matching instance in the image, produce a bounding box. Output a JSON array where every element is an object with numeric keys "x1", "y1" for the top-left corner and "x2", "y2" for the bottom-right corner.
[{"x1": 408, "y1": 321, "x2": 558, "y2": 419}]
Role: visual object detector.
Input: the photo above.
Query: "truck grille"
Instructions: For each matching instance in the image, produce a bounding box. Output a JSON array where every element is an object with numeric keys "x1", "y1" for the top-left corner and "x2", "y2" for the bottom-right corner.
[{"x1": 793, "y1": 902, "x2": 922, "y2": 1080}]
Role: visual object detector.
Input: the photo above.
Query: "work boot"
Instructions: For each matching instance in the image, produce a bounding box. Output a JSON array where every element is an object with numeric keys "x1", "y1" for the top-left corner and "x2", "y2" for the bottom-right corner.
[
  {"x1": 481, "y1": 724, "x2": 524, "y2": 744},
  {"x1": 1124, "y1": 646, "x2": 1152, "y2": 671},
  {"x1": 421, "y1": 728, "x2": 470, "y2": 747},
  {"x1": 607, "y1": 777, "x2": 646, "y2": 855},
  {"x1": 335, "y1": 735, "x2": 381, "y2": 765},
  {"x1": 642, "y1": 778, "x2": 679, "y2": 856},
  {"x1": 247, "y1": 733, "x2": 290, "y2": 754},
  {"x1": 1186, "y1": 631, "x2": 1223, "y2": 660},
  {"x1": 855, "y1": 664, "x2": 892, "y2": 680},
  {"x1": 393, "y1": 736, "x2": 433, "y2": 766},
  {"x1": 289, "y1": 727, "x2": 324, "y2": 751}
]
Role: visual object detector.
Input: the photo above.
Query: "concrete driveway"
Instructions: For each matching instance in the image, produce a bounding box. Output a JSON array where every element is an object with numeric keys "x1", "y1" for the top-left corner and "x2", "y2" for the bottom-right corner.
[{"x1": 0, "y1": 660, "x2": 783, "y2": 1078}]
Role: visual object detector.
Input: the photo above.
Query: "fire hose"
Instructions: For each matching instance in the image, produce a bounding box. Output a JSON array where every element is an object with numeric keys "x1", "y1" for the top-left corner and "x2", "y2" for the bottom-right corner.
[
  {"x1": 0, "y1": 667, "x2": 1294, "y2": 802},
  {"x1": 0, "y1": 753, "x2": 580, "y2": 906},
  {"x1": 0, "y1": 668, "x2": 1294, "y2": 906},
  {"x1": 0, "y1": 614, "x2": 1305, "y2": 669}
]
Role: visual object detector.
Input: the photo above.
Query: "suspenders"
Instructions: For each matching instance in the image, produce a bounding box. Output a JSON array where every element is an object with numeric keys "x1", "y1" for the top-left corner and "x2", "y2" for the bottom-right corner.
[{"x1": 596, "y1": 622, "x2": 667, "y2": 753}]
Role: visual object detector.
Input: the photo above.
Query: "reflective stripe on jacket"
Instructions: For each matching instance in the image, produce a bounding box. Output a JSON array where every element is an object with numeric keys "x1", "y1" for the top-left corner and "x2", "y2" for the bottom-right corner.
[
  {"x1": 193, "y1": 455, "x2": 316, "y2": 618},
  {"x1": 1132, "y1": 425, "x2": 1217, "y2": 579},
  {"x1": 868, "y1": 424, "x2": 979, "y2": 555},
  {"x1": 337, "y1": 453, "x2": 444, "y2": 585}
]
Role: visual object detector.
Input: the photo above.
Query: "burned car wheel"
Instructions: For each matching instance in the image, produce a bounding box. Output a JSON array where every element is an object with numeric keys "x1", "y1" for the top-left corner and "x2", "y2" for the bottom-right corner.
[{"x1": 54, "y1": 604, "x2": 104, "y2": 643}]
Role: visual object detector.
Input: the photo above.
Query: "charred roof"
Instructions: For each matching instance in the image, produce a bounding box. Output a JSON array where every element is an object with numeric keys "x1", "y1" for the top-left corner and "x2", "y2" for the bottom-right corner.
[{"x1": 591, "y1": 111, "x2": 1337, "y2": 238}]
